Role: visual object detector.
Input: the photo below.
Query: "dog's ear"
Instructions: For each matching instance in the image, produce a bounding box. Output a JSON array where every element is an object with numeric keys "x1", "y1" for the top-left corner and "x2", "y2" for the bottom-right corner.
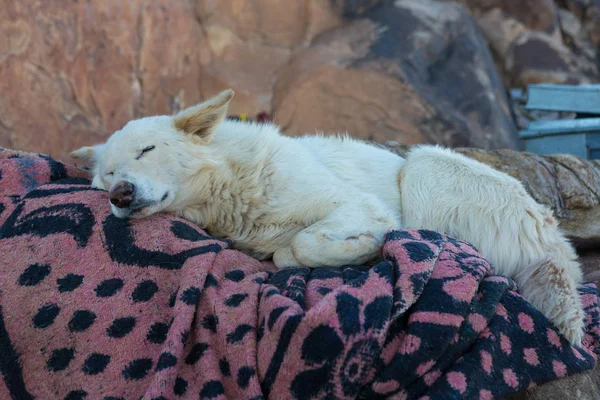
[
  {"x1": 70, "y1": 145, "x2": 106, "y2": 189},
  {"x1": 173, "y1": 89, "x2": 234, "y2": 144},
  {"x1": 69, "y1": 145, "x2": 102, "y2": 165}
]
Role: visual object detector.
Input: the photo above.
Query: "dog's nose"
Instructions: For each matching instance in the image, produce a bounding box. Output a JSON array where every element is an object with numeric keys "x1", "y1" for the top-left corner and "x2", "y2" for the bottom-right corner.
[{"x1": 109, "y1": 181, "x2": 135, "y2": 208}]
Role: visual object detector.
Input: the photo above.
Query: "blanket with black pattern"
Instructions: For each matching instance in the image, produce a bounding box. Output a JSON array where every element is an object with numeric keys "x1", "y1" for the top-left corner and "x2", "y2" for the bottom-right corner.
[{"x1": 0, "y1": 147, "x2": 599, "y2": 400}]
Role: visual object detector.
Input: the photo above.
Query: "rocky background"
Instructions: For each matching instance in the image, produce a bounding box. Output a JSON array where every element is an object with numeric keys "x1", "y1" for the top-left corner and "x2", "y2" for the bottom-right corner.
[
  {"x1": 1, "y1": 0, "x2": 599, "y2": 161},
  {"x1": 1, "y1": 0, "x2": 600, "y2": 396}
]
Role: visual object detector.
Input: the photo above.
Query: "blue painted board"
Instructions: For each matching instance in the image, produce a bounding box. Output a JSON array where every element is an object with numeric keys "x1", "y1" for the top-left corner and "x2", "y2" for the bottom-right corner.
[{"x1": 525, "y1": 84, "x2": 600, "y2": 114}]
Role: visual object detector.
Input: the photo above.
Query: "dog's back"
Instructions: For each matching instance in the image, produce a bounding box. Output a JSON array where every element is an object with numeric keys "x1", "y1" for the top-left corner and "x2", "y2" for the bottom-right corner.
[{"x1": 293, "y1": 134, "x2": 405, "y2": 211}]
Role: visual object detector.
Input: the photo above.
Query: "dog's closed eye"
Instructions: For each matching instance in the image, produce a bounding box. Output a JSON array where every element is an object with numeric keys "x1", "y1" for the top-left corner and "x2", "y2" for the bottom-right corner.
[{"x1": 136, "y1": 145, "x2": 155, "y2": 160}]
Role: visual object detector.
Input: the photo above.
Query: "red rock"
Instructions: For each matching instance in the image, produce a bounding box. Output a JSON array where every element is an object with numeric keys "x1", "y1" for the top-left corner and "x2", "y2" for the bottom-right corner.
[
  {"x1": 2, "y1": 0, "x2": 600, "y2": 161},
  {"x1": 458, "y1": 0, "x2": 560, "y2": 34},
  {"x1": 504, "y1": 30, "x2": 598, "y2": 86},
  {"x1": 0, "y1": 0, "x2": 208, "y2": 160},
  {"x1": 274, "y1": 0, "x2": 519, "y2": 149}
]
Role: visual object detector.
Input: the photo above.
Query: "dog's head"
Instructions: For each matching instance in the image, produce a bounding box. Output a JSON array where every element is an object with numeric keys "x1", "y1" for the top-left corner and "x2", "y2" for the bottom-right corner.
[{"x1": 70, "y1": 89, "x2": 234, "y2": 219}]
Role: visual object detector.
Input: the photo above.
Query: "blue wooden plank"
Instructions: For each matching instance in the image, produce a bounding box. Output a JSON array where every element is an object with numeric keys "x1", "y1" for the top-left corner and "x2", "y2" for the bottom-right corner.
[
  {"x1": 523, "y1": 134, "x2": 588, "y2": 158},
  {"x1": 519, "y1": 118, "x2": 600, "y2": 139},
  {"x1": 525, "y1": 84, "x2": 600, "y2": 114}
]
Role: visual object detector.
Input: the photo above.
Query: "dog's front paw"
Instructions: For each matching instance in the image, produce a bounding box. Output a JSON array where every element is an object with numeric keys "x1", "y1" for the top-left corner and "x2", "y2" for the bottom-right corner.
[
  {"x1": 518, "y1": 259, "x2": 587, "y2": 347},
  {"x1": 553, "y1": 308, "x2": 586, "y2": 347},
  {"x1": 273, "y1": 247, "x2": 304, "y2": 269}
]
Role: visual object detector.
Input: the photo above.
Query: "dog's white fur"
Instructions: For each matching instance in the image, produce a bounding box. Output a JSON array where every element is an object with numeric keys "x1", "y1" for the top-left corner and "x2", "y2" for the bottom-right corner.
[{"x1": 71, "y1": 89, "x2": 585, "y2": 345}]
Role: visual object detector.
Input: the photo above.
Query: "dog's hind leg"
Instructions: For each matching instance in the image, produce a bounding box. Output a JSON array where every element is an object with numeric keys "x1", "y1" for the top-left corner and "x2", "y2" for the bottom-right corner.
[
  {"x1": 399, "y1": 145, "x2": 585, "y2": 345},
  {"x1": 273, "y1": 197, "x2": 401, "y2": 268}
]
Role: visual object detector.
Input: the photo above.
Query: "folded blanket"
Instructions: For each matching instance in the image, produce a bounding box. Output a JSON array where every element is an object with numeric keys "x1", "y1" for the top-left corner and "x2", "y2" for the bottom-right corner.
[{"x1": 0, "y1": 148, "x2": 598, "y2": 400}]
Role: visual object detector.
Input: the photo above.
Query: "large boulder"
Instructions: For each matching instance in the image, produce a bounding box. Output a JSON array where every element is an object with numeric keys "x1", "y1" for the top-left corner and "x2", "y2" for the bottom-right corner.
[
  {"x1": 563, "y1": 0, "x2": 600, "y2": 47},
  {"x1": 275, "y1": 0, "x2": 519, "y2": 149},
  {"x1": 503, "y1": 29, "x2": 598, "y2": 86},
  {"x1": 189, "y1": 0, "x2": 341, "y2": 116},
  {"x1": 473, "y1": 5, "x2": 599, "y2": 88},
  {"x1": 455, "y1": 0, "x2": 562, "y2": 35},
  {"x1": 508, "y1": 364, "x2": 600, "y2": 400}
]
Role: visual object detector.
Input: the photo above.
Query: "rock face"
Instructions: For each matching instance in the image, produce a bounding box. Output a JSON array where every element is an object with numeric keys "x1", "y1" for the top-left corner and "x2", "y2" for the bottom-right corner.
[
  {"x1": 0, "y1": 1, "x2": 211, "y2": 160},
  {"x1": 191, "y1": 0, "x2": 341, "y2": 117},
  {"x1": 0, "y1": 0, "x2": 519, "y2": 161},
  {"x1": 467, "y1": 0, "x2": 599, "y2": 87},
  {"x1": 275, "y1": 0, "x2": 518, "y2": 148},
  {"x1": 2, "y1": 0, "x2": 600, "y2": 160},
  {"x1": 456, "y1": 0, "x2": 562, "y2": 37},
  {"x1": 1, "y1": 0, "x2": 600, "y2": 161},
  {"x1": 384, "y1": 143, "x2": 600, "y2": 246},
  {"x1": 563, "y1": 0, "x2": 600, "y2": 47}
]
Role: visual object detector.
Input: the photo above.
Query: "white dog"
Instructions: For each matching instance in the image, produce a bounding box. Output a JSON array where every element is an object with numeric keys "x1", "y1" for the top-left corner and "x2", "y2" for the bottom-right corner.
[{"x1": 71, "y1": 89, "x2": 585, "y2": 345}]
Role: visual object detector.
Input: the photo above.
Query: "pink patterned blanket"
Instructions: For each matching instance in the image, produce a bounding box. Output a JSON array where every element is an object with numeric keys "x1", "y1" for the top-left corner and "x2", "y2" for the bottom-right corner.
[{"x1": 0, "y1": 148, "x2": 598, "y2": 400}]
